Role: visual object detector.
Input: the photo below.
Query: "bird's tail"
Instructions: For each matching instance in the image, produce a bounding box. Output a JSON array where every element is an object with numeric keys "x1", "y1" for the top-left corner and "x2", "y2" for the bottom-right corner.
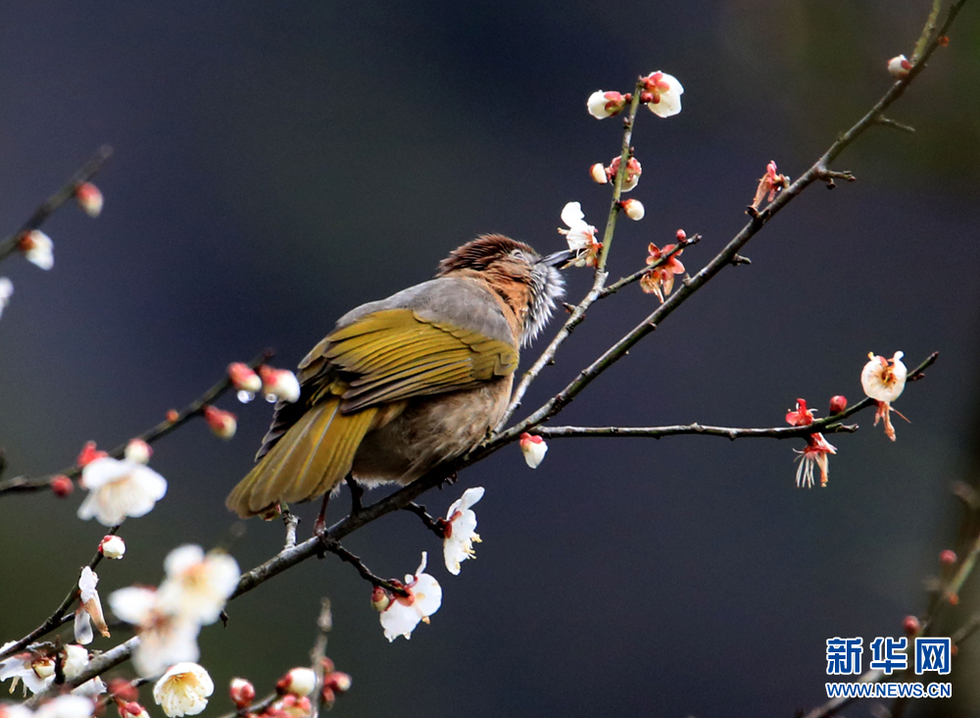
[{"x1": 226, "y1": 398, "x2": 379, "y2": 518}]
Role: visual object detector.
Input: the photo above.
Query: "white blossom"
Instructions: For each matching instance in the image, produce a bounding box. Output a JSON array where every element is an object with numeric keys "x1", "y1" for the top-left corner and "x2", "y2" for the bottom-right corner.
[
  {"x1": 74, "y1": 567, "x2": 109, "y2": 644},
  {"x1": 379, "y1": 552, "x2": 442, "y2": 641},
  {"x1": 32, "y1": 695, "x2": 95, "y2": 718},
  {"x1": 108, "y1": 587, "x2": 201, "y2": 678},
  {"x1": 643, "y1": 71, "x2": 684, "y2": 118},
  {"x1": 77, "y1": 457, "x2": 167, "y2": 526},
  {"x1": 153, "y1": 663, "x2": 213, "y2": 717},
  {"x1": 156, "y1": 546, "x2": 240, "y2": 625},
  {"x1": 20, "y1": 231, "x2": 54, "y2": 270},
  {"x1": 443, "y1": 487, "x2": 484, "y2": 575}
]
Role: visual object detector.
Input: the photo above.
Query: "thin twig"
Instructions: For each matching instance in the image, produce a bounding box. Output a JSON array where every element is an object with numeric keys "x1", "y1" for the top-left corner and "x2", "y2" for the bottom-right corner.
[
  {"x1": 0, "y1": 147, "x2": 113, "y2": 266},
  {"x1": 0, "y1": 526, "x2": 120, "y2": 661},
  {"x1": 0, "y1": 351, "x2": 272, "y2": 497}
]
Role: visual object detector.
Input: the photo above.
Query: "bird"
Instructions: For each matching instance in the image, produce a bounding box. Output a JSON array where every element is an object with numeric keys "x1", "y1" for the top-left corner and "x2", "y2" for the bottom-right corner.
[{"x1": 226, "y1": 234, "x2": 572, "y2": 520}]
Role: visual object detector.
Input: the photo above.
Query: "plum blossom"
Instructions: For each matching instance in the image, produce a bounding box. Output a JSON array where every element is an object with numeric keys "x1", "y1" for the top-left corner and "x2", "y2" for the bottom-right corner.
[
  {"x1": 640, "y1": 242, "x2": 685, "y2": 302},
  {"x1": 861, "y1": 351, "x2": 908, "y2": 441},
  {"x1": 795, "y1": 433, "x2": 837, "y2": 488},
  {"x1": 109, "y1": 586, "x2": 202, "y2": 678},
  {"x1": 0, "y1": 647, "x2": 55, "y2": 695},
  {"x1": 443, "y1": 487, "x2": 484, "y2": 575},
  {"x1": 785, "y1": 398, "x2": 815, "y2": 427},
  {"x1": 379, "y1": 552, "x2": 442, "y2": 641},
  {"x1": 77, "y1": 457, "x2": 167, "y2": 526},
  {"x1": 155, "y1": 545, "x2": 240, "y2": 625},
  {"x1": 751, "y1": 160, "x2": 790, "y2": 209},
  {"x1": 558, "y1": 202, "x2": 601, "y2": 268},
  {"x1": 586, "y1": 90, "x2": 628, "y2": 119},
  {"x1": 152, "y1": 663, "x2": 213, "y2": 717},
  {"x1": 605, "y1": 156, "x2": 642, "y2": 192},
  {"x1": 18, "y1": 230, "x2": 54, "y2": 270},
  {"x1": 641, "y1": 71, "x2": 684, "y2": 118},
  {"x1": 74, "y1": 567, "x2": 109, "y2": 645},
  {"x1": 62, "y1": 645, "x2": 106, "y2": 698},
  {"x1": 519, "y1": 433, "x2": 548, "y2": 468}
]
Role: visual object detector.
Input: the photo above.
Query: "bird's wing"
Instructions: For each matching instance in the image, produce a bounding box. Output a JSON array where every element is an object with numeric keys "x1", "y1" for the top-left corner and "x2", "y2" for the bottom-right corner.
[{"x1": 303, "y1": 307, "x2": 518, "y2": 412}]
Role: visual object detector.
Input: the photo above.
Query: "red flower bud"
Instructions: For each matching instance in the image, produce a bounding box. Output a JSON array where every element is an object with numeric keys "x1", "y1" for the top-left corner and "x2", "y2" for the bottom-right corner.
[
  {"x1": 77, "y1": 441, "x2": 108, "y2": 467},
  {"x1": 902, "y1": 615, "x2": 921, "y2": 635},
  {"x1": 940, "y1": 549, "x2": 957, "y2": 566},
  {"x1": 50, "y1": 475, "x2": 74, "y2": 497},
  {"x1": 829, "y1": 395, "x2": 847, "y2": 414}
]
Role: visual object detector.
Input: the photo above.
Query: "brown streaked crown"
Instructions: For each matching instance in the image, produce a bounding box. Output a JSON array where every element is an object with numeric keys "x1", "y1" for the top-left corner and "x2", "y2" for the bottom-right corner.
[{"x1": 437, "y1": 234, "x2": 537, "y2": 275}]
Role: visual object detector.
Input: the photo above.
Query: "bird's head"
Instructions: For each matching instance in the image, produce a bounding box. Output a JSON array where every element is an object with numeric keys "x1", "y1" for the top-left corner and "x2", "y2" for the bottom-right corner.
[{"x1": 437, "y1": 234, "x2": 571, "y2": 346}]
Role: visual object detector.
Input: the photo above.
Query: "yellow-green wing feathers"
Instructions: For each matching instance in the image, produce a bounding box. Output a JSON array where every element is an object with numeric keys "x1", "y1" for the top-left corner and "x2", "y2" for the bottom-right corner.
[
  {"x1": 322, "y1": 308, "x2": 517, "y2": 411},
  {"x1": 225, "y1": 306, "x2": 517, "y2": 518}
]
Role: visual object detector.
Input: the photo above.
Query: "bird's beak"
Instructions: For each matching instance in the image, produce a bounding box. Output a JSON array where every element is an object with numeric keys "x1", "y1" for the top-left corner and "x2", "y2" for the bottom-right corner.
[{"x1": 540, "y1": 249, "x2": 575, "y2": 268}]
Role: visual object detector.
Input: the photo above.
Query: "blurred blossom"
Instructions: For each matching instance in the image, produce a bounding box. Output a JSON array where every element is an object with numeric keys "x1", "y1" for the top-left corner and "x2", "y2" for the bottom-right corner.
[
  {"x1": 74, "y1": 183, "x2": 103, "y2": 218},
  {"x1": 77, "y1": 457, "x2": 167, "y2": 526},
  {"x1": 18, "y1": 230, "x2": 54, "y2": 270}
]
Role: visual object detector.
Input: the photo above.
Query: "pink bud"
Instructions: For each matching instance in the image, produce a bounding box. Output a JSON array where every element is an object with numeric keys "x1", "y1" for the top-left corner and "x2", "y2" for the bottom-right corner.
[
  {"x1": 829, "y1": 395, "x2": 847, "y2": 414},
  {"x1": 165, "y1": 409, "x2": 179, "y2": 423},
  {"x1": 589, "y1": 163, "x2": 608, "y2": 184},
  {"x1": 940, "y1": 549, "x2": 957, "y2": 566},
  {"x1": 77, "y1": 441, "x2": 108, "y2": 467},
  {"x1": 903, "y1": 615, "x2": 921, "y2": 635},
  {"x1": 50, "y1": 475, "x2": 74, "y2": 497},
  {"x1": 230, "y1": 678, "x2": 256, "y2": 708},
  {"x1": 676, "y1": 229, "x2": 687, "y2": 242},
  {"x1": 887, "y1": 55, "x2": 912, "y2": 79},
  {"x1": 228, "y1": 362, "x2": 262, "y2": 393},
  {"x1": 203, "y1": 405, "x2": 237, "y2": 439},
  {"x1": 75, "y1": 183, "x2": 104, "y2": 218},
  {"x1": 519, "y1": 432, "x2": 548, "y2": 469},
  {"x1": 320, "y1": 687, "x2": 336, "y2": 708},
  {"x1": 620, "y1": 199, "x2": 645, "y2": 221},
  {"x1": 124, "y1": 438, "x2": 152, "y2": 464},
  {"x1": 99, "y1": 535, "x2": 126, "y2": 559}
]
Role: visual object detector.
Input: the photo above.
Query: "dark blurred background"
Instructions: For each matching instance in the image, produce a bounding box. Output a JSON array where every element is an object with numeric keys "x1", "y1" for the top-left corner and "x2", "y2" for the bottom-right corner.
[{"x1": 1, "y1": 1, "x2": 979, "y2": 716}]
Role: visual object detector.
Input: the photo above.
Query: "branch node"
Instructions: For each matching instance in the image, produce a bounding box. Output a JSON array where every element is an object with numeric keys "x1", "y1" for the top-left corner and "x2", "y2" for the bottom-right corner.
[{"x1": 731, "y1": 254, "x2": 752, "y2": 266}]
